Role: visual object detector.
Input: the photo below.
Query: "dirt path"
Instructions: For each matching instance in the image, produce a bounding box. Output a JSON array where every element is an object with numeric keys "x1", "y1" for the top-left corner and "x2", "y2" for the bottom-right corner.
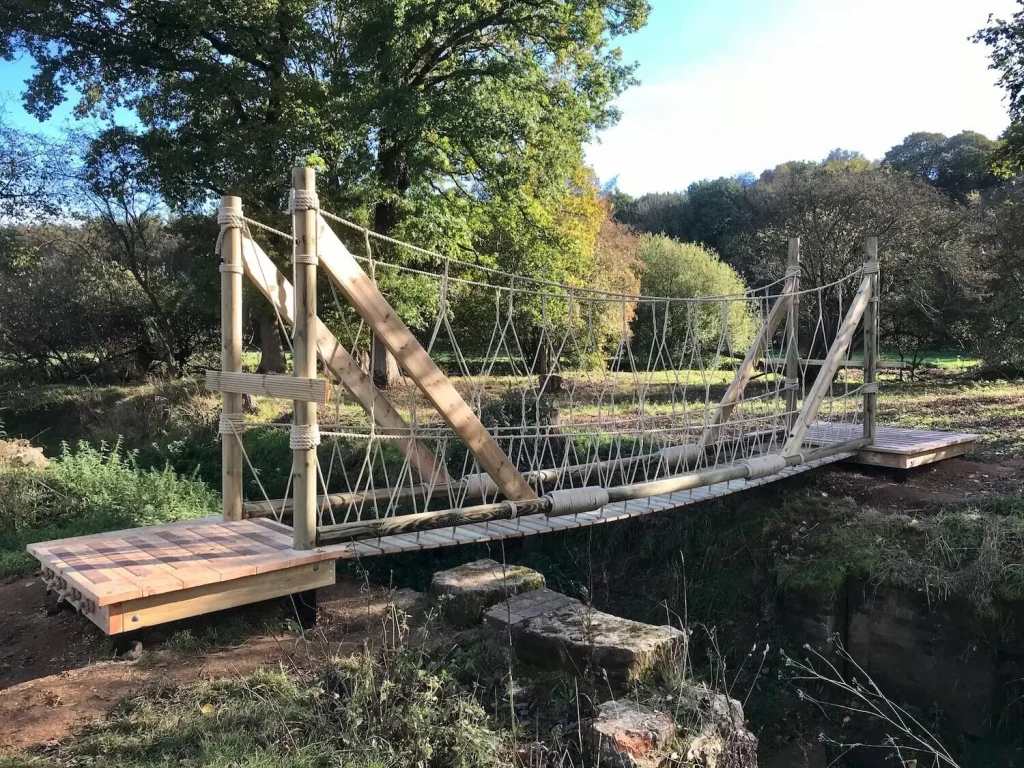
[{"x1": 0, "y1": 575, "x2": 422, "y2": 753}]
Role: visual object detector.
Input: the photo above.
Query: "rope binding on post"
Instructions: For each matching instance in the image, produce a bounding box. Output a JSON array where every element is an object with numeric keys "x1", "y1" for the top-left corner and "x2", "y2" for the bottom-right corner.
[
  {"x1": 289, "y1": 423, "x2": 321, "y2": 450},
  {"x1": 218, "y1": 411, "x2": 247, "y2": 437},
  {"x1": 545, "y1": 486, "x2": 610, "y2": 517}
]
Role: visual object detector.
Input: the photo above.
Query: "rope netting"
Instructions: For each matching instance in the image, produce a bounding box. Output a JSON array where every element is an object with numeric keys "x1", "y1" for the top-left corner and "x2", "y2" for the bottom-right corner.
[{"x1": 222, "y1": 212, "x2": 869, "y2": 527}]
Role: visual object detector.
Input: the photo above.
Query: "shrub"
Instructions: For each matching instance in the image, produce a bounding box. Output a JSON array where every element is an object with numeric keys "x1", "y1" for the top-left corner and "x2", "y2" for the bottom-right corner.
[
  {"x1": 0, "y1": 441, "x2": 219, "y2": 578},
  {"x1": 631, "y1": 235, "x2": 756, "y2": 367}
]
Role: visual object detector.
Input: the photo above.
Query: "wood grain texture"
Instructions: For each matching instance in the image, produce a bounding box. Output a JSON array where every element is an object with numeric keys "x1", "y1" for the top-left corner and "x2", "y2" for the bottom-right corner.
[
  {"x1": 317, "y1": 216, "x2": 536, "y2": 501},
  {"x1": 220, "y1": 195, "x2": 244, "y2": 521},
  {"x1": 238, "y1": 234, "x2": 448, "y2": 485},
  {"x1": 205, "y1": 370, "x2": 327, "y2": 403}
]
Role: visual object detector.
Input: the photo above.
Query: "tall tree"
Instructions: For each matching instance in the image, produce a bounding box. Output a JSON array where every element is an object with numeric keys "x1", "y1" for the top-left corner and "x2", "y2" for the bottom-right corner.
[
  {"x1": 883, "y1": 131, "x2": 999, "y2": 200},
  {"x1": 2, "y1": 0, "x2": 649, "y2": 385}
]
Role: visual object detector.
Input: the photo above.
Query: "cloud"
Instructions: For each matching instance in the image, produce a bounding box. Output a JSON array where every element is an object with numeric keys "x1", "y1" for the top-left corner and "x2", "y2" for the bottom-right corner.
[{"x1": 588, "y1": 0, "x2": 1017, "y2": 194}]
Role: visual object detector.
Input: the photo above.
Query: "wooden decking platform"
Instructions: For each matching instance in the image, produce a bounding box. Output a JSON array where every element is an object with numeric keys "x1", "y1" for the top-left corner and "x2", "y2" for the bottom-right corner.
[
  {"x1": 805, "y1": 423, "x2": 978, "y2": 469},
  {"x1": 28, "y1": 425, "x2": 977, "y2": 635}
]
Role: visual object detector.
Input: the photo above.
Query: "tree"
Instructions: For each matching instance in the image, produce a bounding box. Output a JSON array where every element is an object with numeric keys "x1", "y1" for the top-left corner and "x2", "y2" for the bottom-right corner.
[
  {"x1": 2, "y1": 0, "x2": 650, "y2": 385},
  {"x1": 883, "y1": 131, "x2": 999, "y2": 200},
  {"x1": 630, "y1": 235, "x2": 755, "y2": 368}
]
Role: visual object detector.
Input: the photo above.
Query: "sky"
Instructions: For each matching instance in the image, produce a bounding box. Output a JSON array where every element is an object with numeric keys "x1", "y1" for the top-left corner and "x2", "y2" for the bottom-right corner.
[
  {"x1": 0, "y1": 0, "x2": 1019, "y2": 195},
  {"x1": 586, "y1": 0, "x2": 1020, "y2": 194}
]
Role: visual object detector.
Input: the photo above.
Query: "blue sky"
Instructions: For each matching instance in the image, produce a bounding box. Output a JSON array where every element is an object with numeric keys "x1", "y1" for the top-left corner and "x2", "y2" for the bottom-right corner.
[
  {"x1": 587, "y1": 0, "x2": 1019, "y2": 193},
  {"x1": 1, "y1": 0, "x2": 1018, "y2": 194}
]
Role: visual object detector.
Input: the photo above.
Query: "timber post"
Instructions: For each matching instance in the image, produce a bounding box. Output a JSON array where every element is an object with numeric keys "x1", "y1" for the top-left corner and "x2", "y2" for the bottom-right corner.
[
  {"x1": 863, "y1": 237, "x2": 879, "y2": 444},
  {"x1": 784, "y1": 238, "x2": 801, "y2": 433},
  {"x1": 290, "y1": 167, "x2": 320, "y2": 550},
  {"x1": 219, "y1": 195, "x2": 244, "y2": 521}
]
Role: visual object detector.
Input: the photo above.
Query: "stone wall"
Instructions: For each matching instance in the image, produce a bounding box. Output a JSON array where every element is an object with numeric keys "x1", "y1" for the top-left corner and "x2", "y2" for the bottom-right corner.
[{"x1": 781, "y1": 577, "x2": 1024, "y2": 737}]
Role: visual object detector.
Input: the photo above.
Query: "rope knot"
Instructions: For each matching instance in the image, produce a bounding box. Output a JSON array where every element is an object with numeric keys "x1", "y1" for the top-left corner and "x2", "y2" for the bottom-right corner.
[
  {"x1": 860, "y1": 382, "x2": 880, "y2": 394},
  {"x1": 784, "y1": 266, "x2": 801, "y2": 279},
  {"x1": 739, "y1": 454, "x2": 787, "y2": 480}
]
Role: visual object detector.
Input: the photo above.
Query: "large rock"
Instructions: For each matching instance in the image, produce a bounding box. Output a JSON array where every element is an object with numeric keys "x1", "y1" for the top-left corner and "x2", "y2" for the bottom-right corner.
[
  {"x1": 584, "y1": 700, "x2": 676, "y2": 768},
  {"x1": 484, "y1": 588, "x2": 686, "y2": 687},
  {"x1": 429, "y1": 559, "x2": 545, "y2": 626},
  {"x1": 677, "y1": 684, "x2": 758, "y2": 768}
]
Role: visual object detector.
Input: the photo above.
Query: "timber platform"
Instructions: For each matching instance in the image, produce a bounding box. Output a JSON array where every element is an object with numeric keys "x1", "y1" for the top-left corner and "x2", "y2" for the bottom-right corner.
[{"x1": 27, "y1": 425, "x2": 975, "y2": 636}]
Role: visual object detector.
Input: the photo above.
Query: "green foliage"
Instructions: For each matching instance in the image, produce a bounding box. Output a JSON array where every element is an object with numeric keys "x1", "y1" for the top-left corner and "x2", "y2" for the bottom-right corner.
[
  {"x1": 26, "y1": 636, "x2": 513, "y2": 767},
  {"x1": 631, "y1": 234, "x2": 756, "y2": 365},
  {"x1": 0, "y1": 442, "x2": 218, "y2": 577},
  {"x1": 883, "y1": 130, "x2": 999, "y2": 200}
]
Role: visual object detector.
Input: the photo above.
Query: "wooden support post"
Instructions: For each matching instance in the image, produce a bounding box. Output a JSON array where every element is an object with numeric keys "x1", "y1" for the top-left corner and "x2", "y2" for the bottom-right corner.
[
  {"x1": 237, "y1": 234, "x2": 449, "y2": 485},
  {"x1": 784, "y1": 238, "x2": 801, "y2": 433},
  {"x1": 291, "y1": 168, "x2": 319, "y2": 550},
  {"x1": 316, "y1": 216, "x2": 537, "y2": 501},
  {"x1": 862, "y1": 237, "x2": 879, "y2": 443},
  {"x1": 781, "y1": 268, "x2": 874, "y2": 456},
  {"x1": 219, "y1": 195, "x2": 244, "y2": 522}
]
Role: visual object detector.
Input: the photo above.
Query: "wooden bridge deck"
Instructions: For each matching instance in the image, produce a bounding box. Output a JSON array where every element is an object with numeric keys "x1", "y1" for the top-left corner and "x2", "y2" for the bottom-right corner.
[{"x1": 28, "y1": 426, "x2": 977, "y2": 635}]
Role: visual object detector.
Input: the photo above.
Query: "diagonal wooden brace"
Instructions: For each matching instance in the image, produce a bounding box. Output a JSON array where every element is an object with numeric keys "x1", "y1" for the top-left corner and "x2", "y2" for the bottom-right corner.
[
  {"x1": 316, "y1": 216, "x2": 537, "y2": 502},
  {"x1": 698, "y1": 282, "x2": 796, "y2": 449},
  {"x1": 238, "y1": 234, "x2": 449, "y2": 485},
  {"x1": 781, "y1": 268, "x2": 874, "y2": 457}
]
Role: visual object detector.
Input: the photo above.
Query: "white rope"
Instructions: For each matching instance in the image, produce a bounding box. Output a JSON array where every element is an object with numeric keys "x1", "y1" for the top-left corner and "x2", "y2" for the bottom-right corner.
[
  {"x1": 288, "y1": 189, "x2": 320, "y2": 212},
  {"x1": 293, "y1": 251, "x2": 319, "y2": 266},
  {"x1": 460, "y1": 472, "x2": 499, "y2": 496},
  {"x1": 739, "y1": 454, "x2": 787, "y2": 479},
  {"x1": 659, "y1": 444, "x2": 703, "y2": 469},
  {"x1": 545, "y1": 487, "x2": 610, "y2": 517},
  {"x1": 860, "y1": 382, "x2": 879, "y2": 394},
  {"x1": 218, "y1": 411, "x2": 246, "y2": 436},
  {"x1": 219, "y1": 263, "x2": 243, "y2": 274},
  {"x1": 289, "y1": 424, "x2": 321, "y2": 450}
]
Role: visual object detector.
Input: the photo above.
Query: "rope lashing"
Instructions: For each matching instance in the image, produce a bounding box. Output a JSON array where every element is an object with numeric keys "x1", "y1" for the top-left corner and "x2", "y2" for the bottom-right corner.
[
  {"x1": 545, "y1": 487, "x2": 610, "y2": 517},
  {"x1": 289, "y1": 424, "x2": 321, "y2": 450},
  {"x1": 218, "y1": 411, "x2": 247, "y2": 436},
  {"x1": 293, "y1": 251, "x2": 319, "y2": 266},
  {"x1": 860, "y1": 382, "x2": 879, "y2": 394},
  {"x1": 659, "y1": 444, "x2": 703, "y2": 470},
  {"x1": 215, "y1": 205, "x2": 245, "y2": 255},
  {"x1": 739, "y1": 454, "x2": 787, "y2": 480},
  {"x1": 862, "y1": 262, "x2": 879, "y2": 275},
  {"x1": 504, "y1": 500, "x2": 518, "y2": 519},
  {"x1": 460, "y1": 472, "x2": 500, "y2": 497},
  {"x1": 219, "y1": 263, "x2": 244, "y2": 274},
  {"x1": 288, "y1": 189, "x2": 320, "y2": 213},
  {"x1": 784, "y1": 377, "x2": 800, "y2": 390},
  {"x1": 784, "y1": 265, "x2": 801, "y2": 278}
]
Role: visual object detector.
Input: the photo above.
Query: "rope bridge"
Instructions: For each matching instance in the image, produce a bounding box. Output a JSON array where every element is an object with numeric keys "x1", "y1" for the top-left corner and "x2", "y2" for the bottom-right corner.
[{"x1": 212, "y1": 168, "x2": 880, "y2": 551}]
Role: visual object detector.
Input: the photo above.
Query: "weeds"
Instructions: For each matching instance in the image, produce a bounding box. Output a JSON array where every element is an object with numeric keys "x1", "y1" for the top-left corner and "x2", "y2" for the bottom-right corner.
[{"x1": 0, "y1": 441, "x2": 218, "y2": 578}]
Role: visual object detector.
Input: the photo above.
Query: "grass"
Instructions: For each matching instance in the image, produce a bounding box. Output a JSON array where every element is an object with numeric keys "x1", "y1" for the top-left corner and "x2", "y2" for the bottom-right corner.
[{"x1": 0, "y1": 442, "x2": 219, "y2": 578}]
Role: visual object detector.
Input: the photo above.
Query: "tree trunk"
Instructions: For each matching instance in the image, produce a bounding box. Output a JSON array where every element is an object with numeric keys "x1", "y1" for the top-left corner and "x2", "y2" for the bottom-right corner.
[
  {"x1": 372, "y1": 334, "x2": 401, "y2": 388},
  {"x1": 257, "y1": 311, "x2": 287, "y2": 374}
]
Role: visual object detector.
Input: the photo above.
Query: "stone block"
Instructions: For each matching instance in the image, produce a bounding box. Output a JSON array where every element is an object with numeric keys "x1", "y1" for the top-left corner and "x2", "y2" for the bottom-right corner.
[
  {"x1": 484, "y1": 588, "x2": 686, "y2": 687},
  {"x1": 584, "y1": 700, "x2": 676, "y2": 768},
  {"x1": 429, "y1": 558, "x2": 545, "y2": 626}
]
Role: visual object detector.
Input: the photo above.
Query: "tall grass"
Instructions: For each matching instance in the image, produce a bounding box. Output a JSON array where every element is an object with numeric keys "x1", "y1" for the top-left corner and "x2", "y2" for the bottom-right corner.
[{"x1": 0, "y1": 441, "x2": 219, "y2": 578}]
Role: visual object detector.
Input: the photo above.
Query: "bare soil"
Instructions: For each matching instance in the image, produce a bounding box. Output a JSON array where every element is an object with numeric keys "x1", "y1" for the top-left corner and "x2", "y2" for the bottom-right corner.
[
  {"x1": 819, "y1": 457, "x2": 1024, "y2": 512},
  {"x1": 0, "y1": 576, "x2": 423, "y2": 753}
]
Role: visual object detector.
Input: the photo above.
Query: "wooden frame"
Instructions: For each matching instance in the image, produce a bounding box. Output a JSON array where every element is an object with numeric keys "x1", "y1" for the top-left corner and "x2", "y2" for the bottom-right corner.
[
  {"x1": 48, "y1": 561, "x2": 336, "y2": 635},
  {"x1": 862, "y1": 237, "x2": 879, "y2": 442},
  {"x1": 698, "y1": 268, "x2": 796, "y2": 448},
  {"x1": 219, "y1": 195, "x2": 244, "y2": 521},
  {"x1": 782, "y1": 247, "x2": 875, "y2": 456},
  {"x1": 784, "y1": 238, "x2": 801, "y2": 433},
  {"x1": 205, "y1": 370, "x2": 328, "y2": 403},
  {"x1": 317, "y1": 215, "x2": 536, "y2": 501},
  {"x1": 238, "y1": 233, "x2": 448, "y2": 485},
  {"x1": 291, "y1": 168, "x2": 319, "y2": 550}
]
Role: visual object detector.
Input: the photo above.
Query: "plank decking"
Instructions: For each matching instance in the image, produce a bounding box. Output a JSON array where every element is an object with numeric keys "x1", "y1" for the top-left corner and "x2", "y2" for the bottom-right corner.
[{"x1": 28, "y1": 426, "x2": 977, "y2": 635}]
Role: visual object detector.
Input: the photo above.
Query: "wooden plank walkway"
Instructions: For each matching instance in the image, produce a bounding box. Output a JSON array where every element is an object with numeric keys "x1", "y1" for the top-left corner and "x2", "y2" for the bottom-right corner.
[
  {"x1": 26, "y1": 425, "x2": 977, "y2": 635},
  {"x1": 804, "y1": 423, "x2": 977, "y2": 469}
]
